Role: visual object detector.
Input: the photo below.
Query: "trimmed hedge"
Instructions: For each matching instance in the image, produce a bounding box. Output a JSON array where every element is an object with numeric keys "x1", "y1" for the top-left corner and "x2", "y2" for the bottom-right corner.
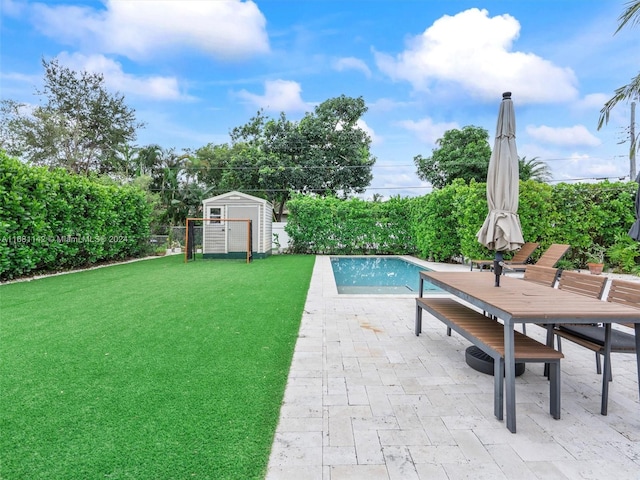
[
  {"x1": 286, "y1": 195, "x2": 416, "y2": 254},
  {"x1": 0, "y1": 153, "x2": 152, "y2": 280},
  {"x1": 285, "y1": 179, "x2": 639, "y2": 273}
]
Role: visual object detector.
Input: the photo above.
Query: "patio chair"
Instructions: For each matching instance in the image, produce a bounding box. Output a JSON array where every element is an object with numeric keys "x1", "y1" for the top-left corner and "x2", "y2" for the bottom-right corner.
[
  {"x1": 519, "y1": 265, "x2": 560, "y2": 335},
  {"x1": 503, "y1": 243, "x2": 570, "y2": 273},
  {"x1": 470, "y1": 242, "x2": 539, "y2": 271},
  {"x1": 522, "y1": 265, "x2": 560, "y2": 287},
  {"x1": 517, "y1": 265, "x2": 560, "y2": 335},
  {"x1": 556, "y1": 269, "x2": 608, "y2": 299},
  {"x1": 552, "y1": 279, "x2": 638, "y2": 412}
]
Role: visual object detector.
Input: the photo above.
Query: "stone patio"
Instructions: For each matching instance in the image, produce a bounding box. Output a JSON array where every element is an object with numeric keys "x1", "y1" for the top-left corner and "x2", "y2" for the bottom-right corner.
[{"x1": 266, "y1": 256, "x2": 640, "y2": 480}]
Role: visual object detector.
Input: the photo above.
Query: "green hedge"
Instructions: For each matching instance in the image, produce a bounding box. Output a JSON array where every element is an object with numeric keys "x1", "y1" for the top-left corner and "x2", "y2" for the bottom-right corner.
[
  {"x1": 286, "y1": 195, "x2": 416, "y2": 254},
  {"x1": 285, "y1": 180, "x2": 639, "y2": 273},
  {"x1": 0, "y1": 153, "x2": 152, "y2": 280}
]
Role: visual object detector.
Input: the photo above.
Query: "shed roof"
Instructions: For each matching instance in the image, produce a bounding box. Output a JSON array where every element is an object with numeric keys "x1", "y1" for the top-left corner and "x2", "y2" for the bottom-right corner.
[{"x1": 202, "y1": 190, "x2": 272, "y2": 206}]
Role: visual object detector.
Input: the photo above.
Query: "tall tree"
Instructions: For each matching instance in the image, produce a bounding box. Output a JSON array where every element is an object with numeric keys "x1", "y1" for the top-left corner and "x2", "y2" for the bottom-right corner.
[
  {"x1": 0, "y1": 58, "x2": 143, "y2": 174},
  {"x1": 299, "y1": 95, "x2": 375, "y2": 196},
  {"x1": 191, "y1": 143, "x2": 234, "y2": 189},
  {"x1": 227, "y1": 96, "x2": 375, "y2": 220},
  {"x1": 519, "y1": 156, "x2": 552, "y2": 182},
  {"x1": 148, "y1": 147, "x2": 195, "y2": 225},
  {"x1": 598, "y1": 0, "x2": 640, "y2": 129},
  {"x1": 414, "y1": 126, "x2": 491, "y2": 189}
]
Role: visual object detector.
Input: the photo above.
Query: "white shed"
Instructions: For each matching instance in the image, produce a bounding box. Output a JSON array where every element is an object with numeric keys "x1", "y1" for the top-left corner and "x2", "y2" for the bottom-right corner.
[{"x1": 201, "y1": 191, "x2": 273, "y2": 259}]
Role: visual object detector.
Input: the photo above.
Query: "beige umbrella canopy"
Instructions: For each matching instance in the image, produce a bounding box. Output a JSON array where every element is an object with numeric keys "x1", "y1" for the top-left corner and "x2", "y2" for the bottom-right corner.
[{"x1": 476, "y1": 92, "x2": 524, "y2": 285}]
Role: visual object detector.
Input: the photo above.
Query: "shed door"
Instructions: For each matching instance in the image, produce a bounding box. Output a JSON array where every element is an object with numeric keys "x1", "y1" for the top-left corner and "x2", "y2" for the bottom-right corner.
[{"x1": 227, "y1": 205, "x2": 259, "y2": 252}]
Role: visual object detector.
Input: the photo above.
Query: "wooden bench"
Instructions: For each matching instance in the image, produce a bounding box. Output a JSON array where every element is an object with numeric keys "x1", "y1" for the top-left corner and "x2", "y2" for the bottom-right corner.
[{"x1": 415, "y1": 297, "x2": 563, "y2": 421}]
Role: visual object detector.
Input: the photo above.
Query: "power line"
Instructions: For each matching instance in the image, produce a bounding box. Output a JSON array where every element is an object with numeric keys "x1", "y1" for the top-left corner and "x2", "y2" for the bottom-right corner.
[
  {"x1": 144, "y1": 155, "x2": 626, "y2": 173},
  {"x1": 146, "y1": 179, "x2": 634, "y2": 194}
]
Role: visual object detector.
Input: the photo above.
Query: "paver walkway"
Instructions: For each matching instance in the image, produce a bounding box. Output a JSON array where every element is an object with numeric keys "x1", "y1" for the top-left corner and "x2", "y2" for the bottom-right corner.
[{"x1": 266, "y1": 256, "x2": 640, "y2": 480}]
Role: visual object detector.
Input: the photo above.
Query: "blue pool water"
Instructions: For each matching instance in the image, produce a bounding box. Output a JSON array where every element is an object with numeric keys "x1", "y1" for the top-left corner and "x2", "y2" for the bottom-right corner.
[{"x1": 330, "y1": 256, "x2": 442, "y2": 294}]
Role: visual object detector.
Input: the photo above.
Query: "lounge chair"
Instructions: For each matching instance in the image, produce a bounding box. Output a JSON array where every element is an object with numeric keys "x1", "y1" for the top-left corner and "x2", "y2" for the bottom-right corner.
[
  {"x1": 553, "y1": 278, "x2": 639, "y2": 412},
  {"x1": 503, "y1": 243, "x2": 570, "y2": 272},
  {"x1": 470, "y1": 242, "x2": 539, "y2": 271}
]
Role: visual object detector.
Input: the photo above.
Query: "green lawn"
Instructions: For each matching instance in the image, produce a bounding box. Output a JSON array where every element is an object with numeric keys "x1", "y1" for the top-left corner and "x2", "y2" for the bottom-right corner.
[{"x1": 0, "y1": 254, "x2": 315, "y2": 479}]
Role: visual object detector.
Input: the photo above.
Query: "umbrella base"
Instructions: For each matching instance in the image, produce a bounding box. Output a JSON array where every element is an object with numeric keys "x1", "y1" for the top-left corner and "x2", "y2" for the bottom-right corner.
[{"x1": 465, "y1": 346, "x2": 525, "y2": 376}]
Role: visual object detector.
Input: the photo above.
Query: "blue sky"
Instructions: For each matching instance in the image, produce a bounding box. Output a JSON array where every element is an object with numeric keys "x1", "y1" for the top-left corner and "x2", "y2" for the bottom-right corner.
[{"x1": 1, "y1": 0, "x2": 638, "y2": 198}]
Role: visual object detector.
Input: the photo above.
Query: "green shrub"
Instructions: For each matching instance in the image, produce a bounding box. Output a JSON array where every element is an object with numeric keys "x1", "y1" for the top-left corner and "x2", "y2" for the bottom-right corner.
[
  {"x1": 0, "y1": 152, "x2": 152, "y2": 280},
  {"x1": 283, "y1": 179, "x2": 638, "y2": 274},
  {"x1": 285, "y1": 194, "x2": 415, "y2": 255},
  {"x1": 608, "y1": 234, "x2": 640, "y2": 274}
]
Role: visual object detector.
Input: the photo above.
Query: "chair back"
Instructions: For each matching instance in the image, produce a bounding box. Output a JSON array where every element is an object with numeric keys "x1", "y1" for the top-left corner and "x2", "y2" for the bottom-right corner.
[
  {"x1": 522, "y1": 265, "x2": 559, "y2": 287},
  {"x1": 557, "y1": 270, "x2": 607, "y2": 299},
  {"x1": 606, "y1": 279, "x2": 640, "y2": 309},
  {"x1": 535, "y1": 244, "x2": 570, "y2": 268},
  {"x1": 509, "y1": 242, "x2": 539, "y2": 263}
]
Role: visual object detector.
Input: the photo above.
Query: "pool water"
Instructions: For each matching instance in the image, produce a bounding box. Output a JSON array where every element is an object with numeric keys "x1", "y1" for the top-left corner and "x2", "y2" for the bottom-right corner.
[{"x1": 330, "y1": 256, "x2": 442, "y2": 294}]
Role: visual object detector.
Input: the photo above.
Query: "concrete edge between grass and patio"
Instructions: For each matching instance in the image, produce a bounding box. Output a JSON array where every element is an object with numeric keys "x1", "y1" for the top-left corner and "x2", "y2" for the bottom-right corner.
[
  {"x1": 0, "y1": 255, "x2": 160, "y2": 285},
  {"x1": 265, "y1": 255, "x2": 640, "y2": 480}
]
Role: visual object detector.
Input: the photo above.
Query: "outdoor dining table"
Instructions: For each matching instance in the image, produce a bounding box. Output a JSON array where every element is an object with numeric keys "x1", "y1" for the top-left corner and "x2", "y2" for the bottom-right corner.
[{"x1": 418, "y1": 271, "x2": 640, "y2": 433}]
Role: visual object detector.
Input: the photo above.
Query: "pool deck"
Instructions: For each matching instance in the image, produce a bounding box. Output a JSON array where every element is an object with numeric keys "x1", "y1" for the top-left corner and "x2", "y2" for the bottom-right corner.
[{"x1": 265, "y1": 255, "x2": 640, "y2": 480}]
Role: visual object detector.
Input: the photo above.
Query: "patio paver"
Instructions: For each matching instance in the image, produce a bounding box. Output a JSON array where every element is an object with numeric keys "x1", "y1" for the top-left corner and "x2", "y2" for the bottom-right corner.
[{"x1": 266, "y1": 256, "x2": 640, "y2": 480}]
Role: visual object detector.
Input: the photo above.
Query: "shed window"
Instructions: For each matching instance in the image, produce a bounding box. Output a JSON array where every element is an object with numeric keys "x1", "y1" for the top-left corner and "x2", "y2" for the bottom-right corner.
[{"x1": 208, "y1": 207, "x2": 222, "y2": 224}]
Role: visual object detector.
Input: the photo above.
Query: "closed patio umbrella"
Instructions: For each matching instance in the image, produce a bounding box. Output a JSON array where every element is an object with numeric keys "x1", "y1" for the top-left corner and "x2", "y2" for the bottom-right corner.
[
  {"x1": 476, "y1": 92, "x2": 524, "y2": 286},
  {"x1": 629, "y1": 172, "x2": 640, "y2": 241}
]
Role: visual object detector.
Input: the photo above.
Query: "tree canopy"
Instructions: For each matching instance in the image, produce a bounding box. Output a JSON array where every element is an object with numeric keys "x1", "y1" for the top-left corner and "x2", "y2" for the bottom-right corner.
[
  {"x1": 0, "y1": 58, "x2": 143, "y2": 174},
  {"x1": 194, "y1": 95, "x2": 376, "y2": 220},
  {"x1": 414, "y1": 125, "x2": 491, "y2": 189}
]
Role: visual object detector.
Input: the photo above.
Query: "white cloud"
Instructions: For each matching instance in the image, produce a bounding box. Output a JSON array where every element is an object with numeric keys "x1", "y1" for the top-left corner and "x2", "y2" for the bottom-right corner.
[
  {"x1": 56, "y1": 52, "x2": 189, "y2": 101},
  {"x1": 368, "y1": 98, "x2": 414, "y2": 112},
  {"x1": 1, "y1": 0, "x2": 25, "y2": 17},
  {"x1": 576, "y1": 93, "x2": 609, "y2": 111},
  {"x1": 0, "y1": 61, "x2": 42, "y2": 102},
  {"x1": 587, "y1": 160, "x2": 620, "y2": 177},
  {"x1": 333, "y1": 57, "x2": 372, "y2": 78},
  {"x1": 398, "y1": 117, "x2": 459, "y2": 145},
  {"x1": 31, "y1": 0, "x2": 269, "y2": 61},
  {"x1": 364, "y1": 165, "x2": 433, "y2": 200},
  {"x1": 236, "y1": 80, "x2": 309, "y2": 112},
  {"x1": 526, "y1": 124, "x2": 601, "y2": 147},
  {"x1": 356, "y1": 119, "x2": 380, "y2": 145},
  {"x1": 553, "y1": 153, "x2": 624, "y2": 181},
  {"x1": 374, "y1": 8, "x2": 578, "y2": 103}
]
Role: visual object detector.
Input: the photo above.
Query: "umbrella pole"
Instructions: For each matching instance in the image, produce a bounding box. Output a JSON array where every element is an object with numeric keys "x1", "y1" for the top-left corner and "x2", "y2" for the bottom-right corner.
[{"x1": 494, "y1": 251, "x2": 504, "y2": 287}]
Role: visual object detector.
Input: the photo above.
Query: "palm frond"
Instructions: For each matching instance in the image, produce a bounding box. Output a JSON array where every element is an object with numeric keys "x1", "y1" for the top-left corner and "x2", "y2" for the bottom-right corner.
[
  {"x1": 615, "y1": 0, "x2": 640, "y2": 33},
  {"x1": 597, "y1": 72, "x2": 640, "y2": 129}
]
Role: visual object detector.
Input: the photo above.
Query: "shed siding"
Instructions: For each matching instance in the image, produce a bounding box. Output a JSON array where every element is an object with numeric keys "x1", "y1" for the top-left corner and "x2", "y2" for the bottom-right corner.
[{"x1": 201, "y1": 191, "x2": 272, "y2": 256}]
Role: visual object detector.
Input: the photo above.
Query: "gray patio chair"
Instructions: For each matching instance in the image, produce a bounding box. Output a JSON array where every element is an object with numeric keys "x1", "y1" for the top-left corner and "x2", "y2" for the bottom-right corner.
[{"x1": 553, "y1": 278, "x2": 639, "y2": 411}]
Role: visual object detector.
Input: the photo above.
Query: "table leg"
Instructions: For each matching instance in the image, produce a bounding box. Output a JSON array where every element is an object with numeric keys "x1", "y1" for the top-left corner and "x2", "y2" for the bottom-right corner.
[
  {"x1": 544, "y1": 324, "x2": 555, "y2": 379},
  {"x1": 415, "y1": 277, "x2": 424, "y2": 337},
  {"x1": 494, "y1": 357, "x2": 504, "y2": 420},
  {"x1": 504, "y1": 321, "x2": 516, "y2": 433},
  {"x1": 636, "y1": 323, "x2": 640, "y2": 403},
  {"x1": 601, "y1": 323, "x2": 612, "y2": 416}
]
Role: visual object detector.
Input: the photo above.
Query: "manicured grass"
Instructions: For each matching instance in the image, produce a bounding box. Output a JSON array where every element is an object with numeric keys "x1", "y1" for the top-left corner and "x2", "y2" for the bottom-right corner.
[{"x1": 0, "y1": 254, "x2": 315, "y2": 479}]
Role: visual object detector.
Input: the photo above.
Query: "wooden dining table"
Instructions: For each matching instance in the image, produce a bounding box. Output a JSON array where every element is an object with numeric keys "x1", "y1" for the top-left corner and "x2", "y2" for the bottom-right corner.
[{"x1": 418, "y1": 271, "x2": 640, "y2": 433}]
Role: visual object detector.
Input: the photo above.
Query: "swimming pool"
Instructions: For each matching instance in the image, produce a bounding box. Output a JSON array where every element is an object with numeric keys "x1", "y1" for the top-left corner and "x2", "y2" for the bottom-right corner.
[{"x1": 330, "y1": 256, "x2": 442, "y2": 294}]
